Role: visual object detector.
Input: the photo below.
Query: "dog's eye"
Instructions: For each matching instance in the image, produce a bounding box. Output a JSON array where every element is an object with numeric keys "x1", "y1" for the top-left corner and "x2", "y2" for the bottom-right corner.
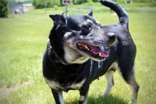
[
  {"x1": 82, "y1": 24, "x2": 91, "y2": 30},
  {"x1": 81, "y1": 24, "x2": 92, "y2": 34}
]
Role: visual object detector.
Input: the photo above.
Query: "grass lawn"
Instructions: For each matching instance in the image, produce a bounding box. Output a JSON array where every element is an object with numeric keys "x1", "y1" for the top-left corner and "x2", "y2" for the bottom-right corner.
[{"x1": 0, "y1": 2, "x2": 156, "y2": 104}]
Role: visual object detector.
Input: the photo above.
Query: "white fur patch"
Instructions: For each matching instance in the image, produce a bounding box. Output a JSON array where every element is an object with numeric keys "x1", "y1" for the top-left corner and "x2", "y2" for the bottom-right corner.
[
  {"x1": 104, "y1": 71, "x2": 114, "y2": 96},
  {"x1": 70, "y1": 79, "x2": 86, "y2": 89},
  {"x1": 80, "y1": 96, "x2": 87, "y2": 104},
  {"x1": 64, "y1": 46, "x2": 89, "y2": 64},
  {"x1": 58, "y1": 92, "x2": 64, "y2": 104},
  {"x1": 108, "y1": 62, "x2": 118, "y2": 70},
  {"x1": 80, "y1": 96, "x2": 85, "y2": 101},
  {"x1": 103, "y1": 62, "x2": 118, "y2": 96},
  {"x1": 45, "y1": 78, "x2": 86, "y2": 90},
  {"x1": 45, "y1": 78, "x2": 62, "y2": 89},
  {"x1": 64, "y1": 32, "x2": 72, "y2": 39}
]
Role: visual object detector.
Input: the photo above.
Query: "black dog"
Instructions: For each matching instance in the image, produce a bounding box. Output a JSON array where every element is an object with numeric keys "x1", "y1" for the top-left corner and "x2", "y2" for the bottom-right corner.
[{"x1": 43, "y1": 0, "x2": 139, "y2": 104}]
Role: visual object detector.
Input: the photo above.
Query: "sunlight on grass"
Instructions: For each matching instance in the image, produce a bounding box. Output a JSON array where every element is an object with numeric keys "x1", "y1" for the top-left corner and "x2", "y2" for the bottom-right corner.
[{"x1": 0, "y1": 2, "x2": 156, "y2": 104}]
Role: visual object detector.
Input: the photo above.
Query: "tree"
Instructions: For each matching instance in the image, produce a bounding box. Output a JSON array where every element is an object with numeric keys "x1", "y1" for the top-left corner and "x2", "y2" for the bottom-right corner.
[
  {"x1": 125, "y1": 0, "x2": 133, "y2": 4},
  {"x1": 60, "y1": 0, "x2": 63, "y2": 6},
  {"x1": 0, "y1": 0, "x2": 8, "y2": 17}
]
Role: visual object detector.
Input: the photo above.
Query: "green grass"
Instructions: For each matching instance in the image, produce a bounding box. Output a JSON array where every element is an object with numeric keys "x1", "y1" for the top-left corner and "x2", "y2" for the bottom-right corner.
[{"x1": 0, "y1": 2, "x2": 156, "y2": 104}]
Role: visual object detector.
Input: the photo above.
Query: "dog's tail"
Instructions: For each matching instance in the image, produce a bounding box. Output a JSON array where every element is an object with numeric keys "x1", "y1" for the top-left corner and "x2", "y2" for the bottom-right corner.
[{"x1": 100, "y1": 0, "x2": 128, "y2": 28}]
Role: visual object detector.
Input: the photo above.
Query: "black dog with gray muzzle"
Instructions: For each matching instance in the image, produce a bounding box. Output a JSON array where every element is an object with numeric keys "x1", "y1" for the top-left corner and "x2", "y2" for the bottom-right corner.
[{"x1": 43, "y1": 0, "x2": 139, "y2": 104}]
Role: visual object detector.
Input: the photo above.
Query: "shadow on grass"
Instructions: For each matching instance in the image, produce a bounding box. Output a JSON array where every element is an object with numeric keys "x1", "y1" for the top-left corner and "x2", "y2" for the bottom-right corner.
[{"x1": 66, "y1": 95, "x2": 127, "y2": 104}]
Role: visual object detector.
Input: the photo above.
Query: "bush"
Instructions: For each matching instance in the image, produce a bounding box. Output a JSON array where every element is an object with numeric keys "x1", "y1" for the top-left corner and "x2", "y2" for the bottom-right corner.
[
  {"x1": 0, "y1": 0, "x2": 8, "y2": 17},
  {"x1": 33, "y1": 0, "x2": 60, "y2": 8},
  {"x1": 73, "y1": 0, "x2": 88, "y2": 4},
  {"x1": 133, "y1": 0, "x2": 155, "y2": 2}
]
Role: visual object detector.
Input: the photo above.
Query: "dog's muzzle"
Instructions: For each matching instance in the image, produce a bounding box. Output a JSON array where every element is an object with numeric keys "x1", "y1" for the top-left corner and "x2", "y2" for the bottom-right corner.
[{"x1": 76, "y1": 41, "x2": 109, "y2": 60}]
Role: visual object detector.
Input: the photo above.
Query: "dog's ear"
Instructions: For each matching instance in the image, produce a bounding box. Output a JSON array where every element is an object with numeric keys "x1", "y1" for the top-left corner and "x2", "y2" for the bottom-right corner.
[
  {"x1": 107, "y1": 32, "x2": 117, "y2": 46},
  {"x1": 49, "y1": 14, "x2": 66, "y2": 25},
  {"x1": 88, "y1": 10, "x2": 93, "y2": 16}
]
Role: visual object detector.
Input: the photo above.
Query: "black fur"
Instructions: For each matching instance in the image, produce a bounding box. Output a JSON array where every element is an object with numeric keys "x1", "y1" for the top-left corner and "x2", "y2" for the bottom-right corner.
[{"x1": 43, "y1": 0, "x2": 139, "y2": 104}]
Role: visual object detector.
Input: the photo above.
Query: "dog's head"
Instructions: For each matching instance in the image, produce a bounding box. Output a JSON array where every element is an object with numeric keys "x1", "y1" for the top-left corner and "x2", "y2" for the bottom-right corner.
[{"x1": 49, "y1": 13, "x2": 116, "y2": 64}]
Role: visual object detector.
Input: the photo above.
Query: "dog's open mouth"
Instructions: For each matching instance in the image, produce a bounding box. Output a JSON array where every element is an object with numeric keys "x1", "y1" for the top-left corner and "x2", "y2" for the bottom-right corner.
[{"x1": 76, "y1": 42, "x2": 109, "y2": 59}]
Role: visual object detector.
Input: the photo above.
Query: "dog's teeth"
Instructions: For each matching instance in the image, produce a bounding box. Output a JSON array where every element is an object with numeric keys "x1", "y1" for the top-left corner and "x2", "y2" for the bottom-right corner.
[
  {"x1": 99, "y1": 52, "x2": 102, "y2": 56},
  {"x1": 84, "y1": 45, "x2": 89, "y2": 50},
  {"x1": 99, "y1": 52, "x2": 104, "y2": 57}
]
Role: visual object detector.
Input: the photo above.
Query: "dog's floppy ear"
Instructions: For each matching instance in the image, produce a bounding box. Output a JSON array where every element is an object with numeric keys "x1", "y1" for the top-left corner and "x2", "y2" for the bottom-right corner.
[{"x1": 49, "y1": 14, "x2": 66, "y2": 25}]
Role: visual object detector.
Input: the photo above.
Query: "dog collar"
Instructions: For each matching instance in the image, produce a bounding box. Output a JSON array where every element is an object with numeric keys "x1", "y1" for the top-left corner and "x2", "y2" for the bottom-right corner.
[
  {"x1": 52, "y1": 48, "x2": 69, "y2": 65},
  {"x1": 48, "y1": 44, "x2": 69, "y2": 65}
]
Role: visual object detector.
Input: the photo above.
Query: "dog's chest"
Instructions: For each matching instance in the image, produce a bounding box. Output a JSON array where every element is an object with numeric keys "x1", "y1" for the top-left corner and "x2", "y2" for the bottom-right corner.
[{"x1": 45, "y1": 78, "x2": 86, "y2": 90}]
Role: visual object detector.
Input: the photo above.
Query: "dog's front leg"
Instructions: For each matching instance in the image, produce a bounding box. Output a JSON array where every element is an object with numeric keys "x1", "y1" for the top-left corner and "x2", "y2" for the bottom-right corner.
[
  {"x1": 51, "y1": 89, "x2": 64, "y2": 104},
  {"x1": 79, "y1": 84, "x2": 90, "y2": 104}
]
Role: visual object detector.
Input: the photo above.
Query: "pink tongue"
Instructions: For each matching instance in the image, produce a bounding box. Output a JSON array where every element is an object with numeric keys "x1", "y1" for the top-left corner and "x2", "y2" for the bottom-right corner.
[
  {"x1": 91, "y1": 48, "x2": 108, "y2": 58},
  {"x1": 91, "y1": 48, "x2": 99, "y2": 54}
]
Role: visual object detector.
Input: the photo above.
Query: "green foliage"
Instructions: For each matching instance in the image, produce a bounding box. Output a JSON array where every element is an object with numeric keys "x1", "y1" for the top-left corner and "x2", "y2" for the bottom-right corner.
[
  {"x1": 0, "y1": 0, "x2": 8, "y2": 17},
  {"x1": 33, "y1": 0, "x2": 60, "y2": 8},
  {"x1": 117, "y1": 0, "x2": 155, "y2": 3},
  {"x1": 92, "y1": 0, "x2": 98, "y2": 2},
  {"x1": 32, "y1": 0, "x2": 156, "y2": 8},
  {"x1": 134, "y1": 0, "x2": 155, "y2": 2},
  {"x1": 116, "y1": 0, "x2": 125, "y2": 3},
  {"x1": 73, "y1": 0, "x2": 88, "y2": 4}
]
